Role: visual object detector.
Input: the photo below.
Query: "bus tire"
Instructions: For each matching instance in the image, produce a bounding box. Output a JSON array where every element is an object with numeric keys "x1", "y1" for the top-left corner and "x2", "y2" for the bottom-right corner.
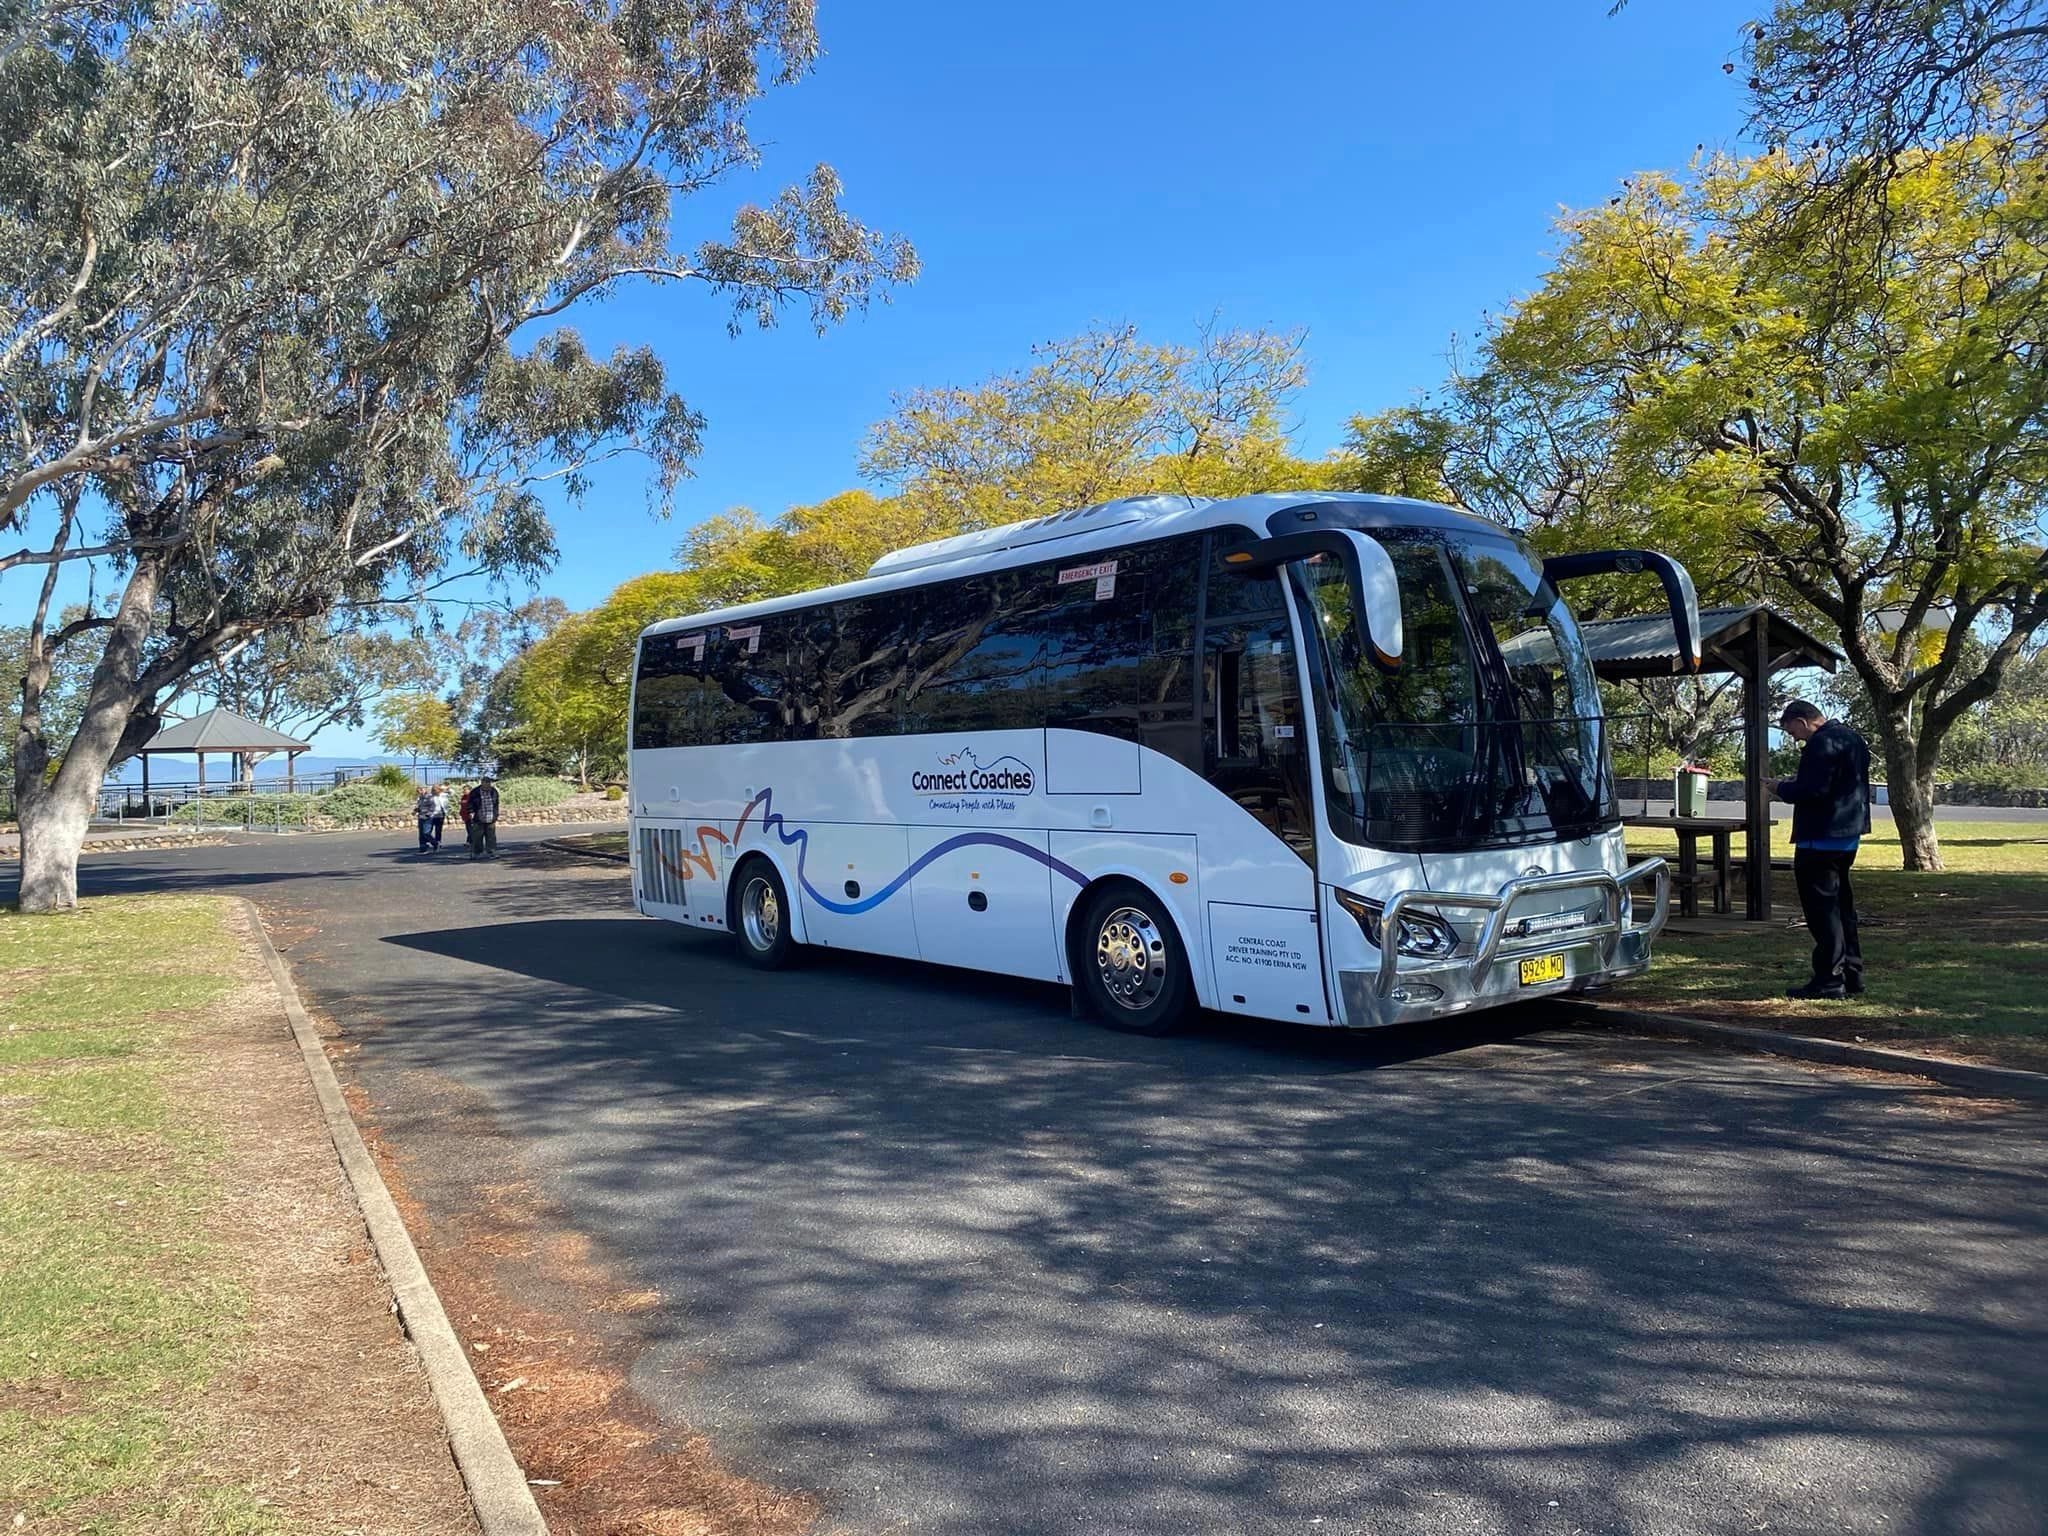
[
  {"x1": 729, "y1": 857, "x2": 794, "y2": 970},
  {"x1": 1073, "y1": 882, "x2": 1193, "y2": 1036}
]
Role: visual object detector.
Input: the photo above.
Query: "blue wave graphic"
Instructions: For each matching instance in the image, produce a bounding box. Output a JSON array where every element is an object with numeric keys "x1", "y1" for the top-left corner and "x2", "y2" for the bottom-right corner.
[{"x1": 736, "y1": 785, "x2": 1087, "y2": 916}]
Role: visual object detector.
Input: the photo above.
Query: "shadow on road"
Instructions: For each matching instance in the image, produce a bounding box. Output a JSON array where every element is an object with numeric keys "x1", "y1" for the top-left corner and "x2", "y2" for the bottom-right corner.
[
  {"x1": 386, "y1": 914, "x2": 1576, "y2": 1076},
  {"x1": 25, "y1": 831, "x2": 2047, "y2": 1532},
  {"x1": 361, "y1": 912, "x2": 2048, "y2": 1535}
]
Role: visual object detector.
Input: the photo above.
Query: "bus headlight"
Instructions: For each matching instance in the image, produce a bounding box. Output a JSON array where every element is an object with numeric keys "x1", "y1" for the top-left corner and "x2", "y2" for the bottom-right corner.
[{"x1": 1332, "y1": 889, "x2": 1459, "y2": 958}]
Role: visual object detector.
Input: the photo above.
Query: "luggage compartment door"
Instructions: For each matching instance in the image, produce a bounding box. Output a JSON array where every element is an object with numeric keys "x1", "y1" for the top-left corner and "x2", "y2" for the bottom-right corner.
[
  {"x1": 792, "y1": 822, "x2": 920, "y2": 959},
  {"x1": 910, "y1": 827, "x2": 1058, "y2": 981}
]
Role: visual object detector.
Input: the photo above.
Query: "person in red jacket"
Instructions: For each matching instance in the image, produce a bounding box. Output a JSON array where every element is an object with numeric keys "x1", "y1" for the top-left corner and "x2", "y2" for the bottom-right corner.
[{"x1": 458, "y1": 781, "x2": 480, "y2": 856}]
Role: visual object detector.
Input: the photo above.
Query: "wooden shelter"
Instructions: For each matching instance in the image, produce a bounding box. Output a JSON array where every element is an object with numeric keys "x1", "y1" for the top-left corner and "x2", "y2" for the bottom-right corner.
[{"x1": 133, "y1": 708, "x2": 312, "y2": 802}]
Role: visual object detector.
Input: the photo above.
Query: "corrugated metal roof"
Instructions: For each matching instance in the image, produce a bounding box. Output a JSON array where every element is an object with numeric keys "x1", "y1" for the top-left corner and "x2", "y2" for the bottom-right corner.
[
  {"x1": 1576, "y1": 602, "x2": 1841, "y2": 677},
  {"x1": 140, "y1": 707, "x2": 312, "y2": 753}
]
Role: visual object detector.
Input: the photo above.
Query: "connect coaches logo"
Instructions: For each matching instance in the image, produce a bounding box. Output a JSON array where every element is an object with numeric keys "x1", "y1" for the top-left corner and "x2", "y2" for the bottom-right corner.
[{"x1": 911, "y1": 746, "x2": 1036, "y2": 795}]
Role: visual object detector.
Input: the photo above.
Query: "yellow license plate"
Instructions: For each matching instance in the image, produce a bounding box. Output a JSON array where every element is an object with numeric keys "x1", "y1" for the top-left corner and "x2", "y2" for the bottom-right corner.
[{"x1": 1518, "y1": 953, "x2": 1566, "y2": 987}]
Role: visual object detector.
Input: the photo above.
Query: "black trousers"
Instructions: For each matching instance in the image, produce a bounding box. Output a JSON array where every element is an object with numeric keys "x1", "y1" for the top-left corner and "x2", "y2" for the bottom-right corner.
[{"x1": 1793, "y1": 847, "x2": 1863, "y2": 987}]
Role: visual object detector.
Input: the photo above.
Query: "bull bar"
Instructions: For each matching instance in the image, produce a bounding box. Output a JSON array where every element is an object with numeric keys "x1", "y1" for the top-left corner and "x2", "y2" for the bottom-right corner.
[{"x1": 1375, "y1": 857, "x2": 1671, "y2": 998}]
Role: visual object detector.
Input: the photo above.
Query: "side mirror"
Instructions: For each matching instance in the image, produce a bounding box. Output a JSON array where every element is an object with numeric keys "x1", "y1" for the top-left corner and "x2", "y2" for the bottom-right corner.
[
  {"x1": 1220, "y1": 530, "x2": 1404, "y2": 665},
  {"x1": 1542, "y1": 549, "x2": 1701, "y2": 673}
]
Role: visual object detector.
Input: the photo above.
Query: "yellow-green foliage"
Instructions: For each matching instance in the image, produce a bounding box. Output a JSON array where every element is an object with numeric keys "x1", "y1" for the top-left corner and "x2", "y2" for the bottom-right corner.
[
  {"x1": 374, "y1": 692, "x2": 459, "y2": 764},
  {"x1": 517, "y1": 322, "x2": 1340, "y2": 759}
]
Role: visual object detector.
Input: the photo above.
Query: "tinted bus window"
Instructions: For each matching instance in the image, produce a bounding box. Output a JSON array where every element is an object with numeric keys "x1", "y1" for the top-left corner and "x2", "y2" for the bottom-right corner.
[
  {"x1": 703, "y1": 621, "x2": 786, "y2": 743},
  {"x1": 1203, "y1": 612, "x2": 1312, "y2": 859},
  {"x1": 1136, "y1": 539, "x2": 1201, "y2": 771},
  {"x1": 902, "y1": 577, "x2": 989, "y2": 731},
  {"x1": 795, "y1": 600, "x2": 888, "y2": 738},
  {"x1": 908, "y1": 569, "x2": 1050, "y2": 734},
  {"x1": 1205, "y1": 535, "x2": 1287, "y2": 620},
  {"x1": 638, "y1": 531, "x2": 1214, "y2": 748},
  {"x1": 1041, "y1": 559, "x2": 1145, "y2": 742},
  {"x1": 633, "y1": 632, "x2": 709, "y2": 749}
]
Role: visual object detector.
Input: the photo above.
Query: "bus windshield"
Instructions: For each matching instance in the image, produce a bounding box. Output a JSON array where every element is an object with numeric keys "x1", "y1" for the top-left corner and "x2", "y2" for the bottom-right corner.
[{"x1": 1294, "y1": 530, "x2": 1615, "y2": 851}]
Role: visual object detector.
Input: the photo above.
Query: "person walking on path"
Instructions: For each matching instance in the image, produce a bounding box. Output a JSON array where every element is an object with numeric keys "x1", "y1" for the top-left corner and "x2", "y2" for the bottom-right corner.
[
  {"x1": 468, "y1": 774, "x2": 501, "y2": 860},
  {"x1": 405, "y1": 794, "x2": 442, "y2": 856},
  {"x1": 425, "y1": 784, "x2": 448, "y2": 850},
  {"x1": 1773, "y1": 700, "x2": 1873, "y2": 1000}
]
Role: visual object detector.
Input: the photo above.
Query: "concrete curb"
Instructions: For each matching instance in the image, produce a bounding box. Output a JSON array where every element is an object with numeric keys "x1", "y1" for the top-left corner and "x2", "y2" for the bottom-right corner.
[
  {"x1": 540, "y1": 835, "x2": 630, "y2": 866},
  {"x1": 1569, "y1": 1000, "x2": 2048, "y2": 1105},
  {"x1": 82, "y1": 832, "x2": 235, "y2": 855},
  {"x1": 2, "y1": 832, "x2": 233, "y2": 858},
  {"x1": 242, "y1": 899, "x2": 550, "y2": 1535}
]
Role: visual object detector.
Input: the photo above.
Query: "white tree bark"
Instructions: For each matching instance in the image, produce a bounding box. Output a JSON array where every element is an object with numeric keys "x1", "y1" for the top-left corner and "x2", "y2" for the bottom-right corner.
[{"x1": 14, "y1": 557, "x2": 162, "y2": 913}]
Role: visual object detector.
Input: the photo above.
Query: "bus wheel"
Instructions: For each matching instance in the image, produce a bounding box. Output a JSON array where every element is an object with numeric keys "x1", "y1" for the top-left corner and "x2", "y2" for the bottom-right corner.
[
  {"x1": 730, "y1": 858, "x2": 794, "y2": 970},
  {"x1": 1076, "y1": 884, "x2": 1191, "y2": 1036}
]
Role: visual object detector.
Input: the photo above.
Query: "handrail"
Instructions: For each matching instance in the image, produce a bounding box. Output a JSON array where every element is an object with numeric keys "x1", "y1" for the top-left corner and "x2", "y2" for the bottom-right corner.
[{"x1": 1376, "y1": 857, "x2": 1669, "y2": 997}]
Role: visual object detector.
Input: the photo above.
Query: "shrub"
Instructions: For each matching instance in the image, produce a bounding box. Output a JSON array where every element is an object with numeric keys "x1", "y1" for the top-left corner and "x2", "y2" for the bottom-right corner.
[
  {"x1": 494, "y1": 775, "x2": 571, "y2": 809},
  {"x1": 369, "y1": 763, "x2": 414, "y2": 792},
  {"x1": 318, "y1": 782, "x2": 417, "y2": 822},
  {"x1": 1944, "y1": 761, "x2": 2048, "y2": 794},
  {"x1": 604, "y1": 784, "x2": 624, "y2": 802},
  {"x1": 489, "y1": 729, "x2": 563, "y2": 778}
]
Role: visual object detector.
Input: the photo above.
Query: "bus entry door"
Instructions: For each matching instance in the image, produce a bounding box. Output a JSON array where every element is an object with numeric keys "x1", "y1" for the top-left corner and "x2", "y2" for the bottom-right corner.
[
  {"x1": 792, "y1": 822, "x2": 921, "y2": 960},
  {"x1": 1201, "y1": 615, "x2": 1325, "y2": 1020},
  {"x1": 1202, "y1": 619, "x2": 1316, "y2": 866}
]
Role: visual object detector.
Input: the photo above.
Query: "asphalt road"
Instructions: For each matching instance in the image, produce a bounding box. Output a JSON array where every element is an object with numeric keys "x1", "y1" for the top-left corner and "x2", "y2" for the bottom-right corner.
[{"x1": 18, "y1": 827, "x2": 2048, "y2": 1536}]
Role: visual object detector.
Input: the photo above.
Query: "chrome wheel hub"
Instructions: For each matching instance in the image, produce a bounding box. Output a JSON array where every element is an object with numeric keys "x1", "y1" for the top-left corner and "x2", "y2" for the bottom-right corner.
[
  {"x1": 1095, "y1": 906, "x2": 1167, "y2": 1011},
  {"x1": 742, "y1": 876, "x2": 780, "y2": 951}
]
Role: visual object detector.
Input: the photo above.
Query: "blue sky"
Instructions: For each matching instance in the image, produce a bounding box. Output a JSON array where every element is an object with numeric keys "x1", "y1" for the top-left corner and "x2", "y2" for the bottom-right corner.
[
  {"x1": 561, "y1": 0, "x2": 1756, "y2": 597},
  {"x1": 5, "y1": 0, "x2": 1759, "y2": 757}
]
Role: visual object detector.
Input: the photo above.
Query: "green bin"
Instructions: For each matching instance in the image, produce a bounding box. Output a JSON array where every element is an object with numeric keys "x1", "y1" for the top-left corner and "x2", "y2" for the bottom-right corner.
[{"x1": 1675, "y1": 764, "x2": 1709, "y2": 818}]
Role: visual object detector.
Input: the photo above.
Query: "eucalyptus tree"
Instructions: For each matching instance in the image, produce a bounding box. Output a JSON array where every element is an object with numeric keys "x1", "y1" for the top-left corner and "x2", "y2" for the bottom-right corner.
[
  {"x1": 0, "y1": 0, "x2": 913, "y2": 909},
  {"x1": 433, "y1": 594, "x2": 569, "y2": 754},
  {"x1": 179, "y1": 624, "x2": 433, "y2": 749}
]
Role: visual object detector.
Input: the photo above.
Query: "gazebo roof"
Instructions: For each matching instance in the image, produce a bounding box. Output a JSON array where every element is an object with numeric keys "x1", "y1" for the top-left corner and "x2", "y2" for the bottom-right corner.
[
  {"x1": 138, "y1": 707, "x2": 311, "y2": 754},
  {"x1": 1576, "y1": 603, "x2": 1841, "y2": 680}
]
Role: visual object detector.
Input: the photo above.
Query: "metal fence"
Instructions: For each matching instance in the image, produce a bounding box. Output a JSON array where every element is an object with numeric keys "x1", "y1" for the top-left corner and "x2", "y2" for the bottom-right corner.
[{"x1": 94, "y1": 761, "x2": 469, "y2": 827}]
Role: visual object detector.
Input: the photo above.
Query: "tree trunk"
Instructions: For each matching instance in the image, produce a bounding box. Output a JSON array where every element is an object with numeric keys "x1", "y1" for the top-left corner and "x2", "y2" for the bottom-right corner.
[
  {"x1": 14, "y1": 557, "x2": 163, "y2": 913},
  {"x1": 13, "y1": 772, "x2": 97, "y2": 912},
  {"x1": 1870, "y1": 708, "x2": 1943, "y2": 872}
]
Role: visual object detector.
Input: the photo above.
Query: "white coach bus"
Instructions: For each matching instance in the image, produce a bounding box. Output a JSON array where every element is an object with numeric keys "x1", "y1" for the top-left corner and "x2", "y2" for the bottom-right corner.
[{"x1": 628, "y1": 492, "x2": 1698, "y2": 1034}]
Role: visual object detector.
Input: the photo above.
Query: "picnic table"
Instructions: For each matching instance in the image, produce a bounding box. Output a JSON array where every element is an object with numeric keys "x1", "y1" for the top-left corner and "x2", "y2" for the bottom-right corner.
[{"x1": 1623, "y1": 814, "x2": 1739, "y2": 917}]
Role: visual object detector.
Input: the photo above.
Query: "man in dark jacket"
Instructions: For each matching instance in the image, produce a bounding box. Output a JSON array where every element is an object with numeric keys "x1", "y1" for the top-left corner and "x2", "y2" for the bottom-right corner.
[
  {"x1": 467, "y1": 774, "x2": 501, "y2": 859},
  {"x1": 1774, "y1": 701, "x2": 1874, "y2": 999}
]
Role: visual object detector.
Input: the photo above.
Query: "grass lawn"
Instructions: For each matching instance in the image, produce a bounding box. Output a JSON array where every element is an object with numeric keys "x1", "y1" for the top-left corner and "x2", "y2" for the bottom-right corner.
[
  {"x1": 1620, "y1": 819, "x2": 2048, "y2": 1072},
  {"x1": 0, "y1": 896, "x2": 275, "y2": 1530}
]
